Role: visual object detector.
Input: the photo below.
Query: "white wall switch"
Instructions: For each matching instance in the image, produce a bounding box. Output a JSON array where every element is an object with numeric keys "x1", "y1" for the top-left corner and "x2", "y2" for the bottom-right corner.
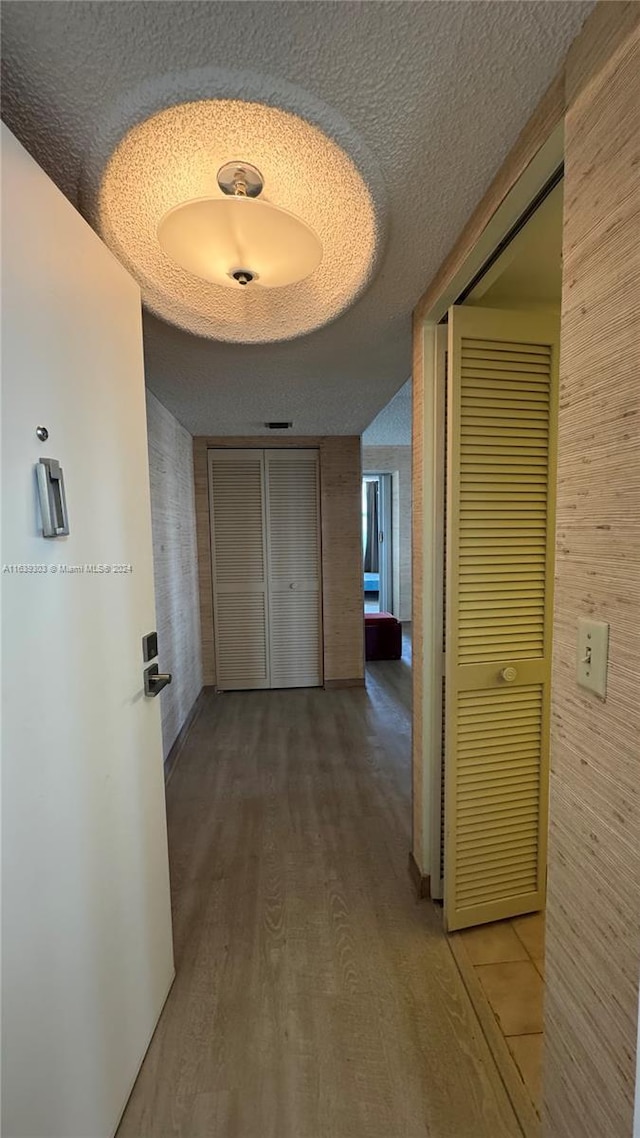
[{"x1": 576, "y1": 618, "x2": 610, "y2": 699}]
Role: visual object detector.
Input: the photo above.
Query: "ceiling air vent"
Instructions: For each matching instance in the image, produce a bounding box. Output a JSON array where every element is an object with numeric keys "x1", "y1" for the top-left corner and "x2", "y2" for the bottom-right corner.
[{"x1": 265, "y1": 421, "x2": 293, "y2": 430}]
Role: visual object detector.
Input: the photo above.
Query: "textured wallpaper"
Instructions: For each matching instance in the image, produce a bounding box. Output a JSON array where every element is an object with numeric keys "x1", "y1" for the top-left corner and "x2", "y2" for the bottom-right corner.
[{"x1": 545, "y1": 18, "x2": 640, "y2": 1138}]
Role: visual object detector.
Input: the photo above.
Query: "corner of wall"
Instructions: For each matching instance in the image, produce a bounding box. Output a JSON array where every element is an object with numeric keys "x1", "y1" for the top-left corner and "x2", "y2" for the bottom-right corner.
[
  {"x1": 320, "y1": 435, "x2": 365, "y2": 684},
  {"x1": 193, "y1": 437, "x2": 216, "y2": 688},
  {"x1": 146, "y1": 394, "x2": 203, "y2": 760}
]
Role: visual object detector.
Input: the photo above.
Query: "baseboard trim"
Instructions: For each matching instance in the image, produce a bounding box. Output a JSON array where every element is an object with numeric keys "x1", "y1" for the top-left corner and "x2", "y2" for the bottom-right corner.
[
  {"x1": 408, "y1": 852, "x2": 431, "y2": 900},
  {"x1": 164, "y1": 689, "x2": 206, "y2": 786},
  {"x1": 324, "y1": 677, "x2": 365, "y2": 690}
]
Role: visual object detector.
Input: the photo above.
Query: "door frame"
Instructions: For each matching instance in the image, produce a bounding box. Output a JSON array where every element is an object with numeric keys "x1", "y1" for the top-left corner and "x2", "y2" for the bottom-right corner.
[
  {"x1": 362, "y1": 471, "x2": 394, "y2": 616},
  {"x1": 377, "y1": 473, "x2": 393, "y2": 614},
  {"x1": 412, "y1": 120, "x2": 565, "y2": 894},
  {"x1": 208, "y1": 445, "x2": 323, "y2": 691}
]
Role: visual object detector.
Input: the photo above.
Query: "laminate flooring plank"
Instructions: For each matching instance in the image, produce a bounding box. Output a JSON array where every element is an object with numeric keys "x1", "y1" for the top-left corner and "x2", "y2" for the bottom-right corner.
[{"x1": 117, "y1": 649, "x2": 521, "y2": 1138}]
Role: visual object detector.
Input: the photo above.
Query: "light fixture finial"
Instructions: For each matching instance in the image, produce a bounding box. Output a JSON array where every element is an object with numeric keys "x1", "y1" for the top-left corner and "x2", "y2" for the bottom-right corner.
[{"x1": 217, "y1": 161, "x2": 264, "y2": 199}]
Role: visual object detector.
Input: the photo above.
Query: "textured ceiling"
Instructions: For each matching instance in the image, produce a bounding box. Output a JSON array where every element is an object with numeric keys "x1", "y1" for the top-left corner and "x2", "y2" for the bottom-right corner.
[
  {"x1": 363, "y1": 381, "x2": 412, "y2": 447},
  {"x1": 0, "y1": 1, "x2": 593, "y2": 436}
]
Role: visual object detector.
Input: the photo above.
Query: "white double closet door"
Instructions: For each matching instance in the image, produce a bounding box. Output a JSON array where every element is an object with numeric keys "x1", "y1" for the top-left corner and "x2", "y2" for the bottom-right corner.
[{"x1": 209, "y1": 448, "x2": 323, "y2": 690}]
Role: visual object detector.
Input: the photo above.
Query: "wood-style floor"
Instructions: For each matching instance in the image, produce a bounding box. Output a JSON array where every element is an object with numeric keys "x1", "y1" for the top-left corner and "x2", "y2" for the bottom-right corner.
[{"x1": 117, "y1": 632, "x2": 520, "y2": 1138}]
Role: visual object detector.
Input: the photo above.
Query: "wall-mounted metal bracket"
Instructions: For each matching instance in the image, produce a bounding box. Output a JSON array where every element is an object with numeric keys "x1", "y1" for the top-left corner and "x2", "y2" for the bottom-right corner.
[{"x1": 36, "y1": 457, "x2": 69, "y2": 537}]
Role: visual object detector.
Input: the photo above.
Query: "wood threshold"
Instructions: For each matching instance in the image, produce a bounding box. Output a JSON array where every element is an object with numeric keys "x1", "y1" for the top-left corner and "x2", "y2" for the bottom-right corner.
[
  {"x1": 164, "y1": 689, "x2": 206, "y2": 787},
  {"x1": 449, "y1": 932, "x2": 540, "y2": 1138},
  {"x1": 408, "y1": 851, "x2": 431, "y2": 900}
]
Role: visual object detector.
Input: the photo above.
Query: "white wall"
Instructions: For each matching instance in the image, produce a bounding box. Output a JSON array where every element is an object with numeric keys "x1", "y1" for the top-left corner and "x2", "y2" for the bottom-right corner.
[
  {"x1": 147, "y1": 391, "x2": 202, "y2": 760},
  {"x1": 1, "y1": 125, "x2": 174, "y2": 1138},
  {"x1": 362, "y1": 380, "x2": 412, "y2": 446}
]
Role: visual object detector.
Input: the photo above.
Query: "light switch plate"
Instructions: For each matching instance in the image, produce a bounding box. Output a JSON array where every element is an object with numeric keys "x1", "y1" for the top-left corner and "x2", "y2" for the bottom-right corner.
[{"x1": 576, "y1": 618, "x2": 609, "y2": 699}]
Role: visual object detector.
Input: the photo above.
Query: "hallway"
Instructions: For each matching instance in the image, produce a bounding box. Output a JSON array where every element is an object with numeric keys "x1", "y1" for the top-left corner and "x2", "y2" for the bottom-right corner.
[{"x1": 117, "y1": 646, "x2": 520, "y2": 1138}]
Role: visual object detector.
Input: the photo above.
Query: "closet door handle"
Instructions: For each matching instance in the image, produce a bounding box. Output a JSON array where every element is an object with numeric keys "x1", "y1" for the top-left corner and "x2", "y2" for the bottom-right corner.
[
  {"x1": 500, "y1": 666, "x2": 518, "y2": 683},
  {"x1": 289, "y1": 581, "x2": 296, "y2": 590}
]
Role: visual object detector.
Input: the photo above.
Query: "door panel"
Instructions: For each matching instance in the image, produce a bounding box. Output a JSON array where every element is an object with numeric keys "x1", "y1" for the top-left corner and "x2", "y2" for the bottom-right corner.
[
  {"x1": 265, "y1": 449, "x2": 322, "y2": 688},
  {"x1": 1, "y1": 125, "x2": 174, "y2": 1138},
  {"x1": 444, "y1": 306, "x2": 558, "y2": 932},
  {"x1": 209, "y1": 449, "x2": 270, "y2": 690}
]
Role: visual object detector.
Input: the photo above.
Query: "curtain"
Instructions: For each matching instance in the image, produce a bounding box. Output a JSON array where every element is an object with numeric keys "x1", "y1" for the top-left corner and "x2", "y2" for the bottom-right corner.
[{"x1": 364, "y1": 481, "x2": 379, "y2": 573}]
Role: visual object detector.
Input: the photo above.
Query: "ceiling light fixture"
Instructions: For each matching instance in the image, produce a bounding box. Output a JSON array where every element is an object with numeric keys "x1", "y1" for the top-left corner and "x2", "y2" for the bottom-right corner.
[
  {"x1": 157, "y1": 161, "x2": 323, "y2": 289},
  {"x1": 97, "y1": 97, "x2": 382, "y2": 341}
]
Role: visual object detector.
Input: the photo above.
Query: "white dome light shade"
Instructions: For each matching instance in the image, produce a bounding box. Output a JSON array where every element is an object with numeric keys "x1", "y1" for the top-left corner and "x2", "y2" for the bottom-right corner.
[{"x1": 157, "y1": 196, "x2": 323, "y2": 289}]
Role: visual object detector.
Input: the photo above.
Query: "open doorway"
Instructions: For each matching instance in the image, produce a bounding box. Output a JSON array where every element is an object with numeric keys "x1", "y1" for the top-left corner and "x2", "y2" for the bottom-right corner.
[
  {"x1": 361, "y1": 382, "x2": 413, "y2": 671},
  {"x1": 420, "y1": 174, "x2": 564, "y2": 1121},
  {"x1": 448, "y1": 177, "x2": 563, "y2": 1118},
  {"x1": 441, "y1": 176, "x2": 564, "y2": 892},
  {"x1": 362, "y1": 473, "x2": 392, "y2": 614}
]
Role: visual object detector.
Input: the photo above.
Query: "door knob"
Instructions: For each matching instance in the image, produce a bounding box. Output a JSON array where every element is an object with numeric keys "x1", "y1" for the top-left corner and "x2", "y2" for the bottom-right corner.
[
  {"x1": 500, "y1": 666, "x2": 518, "y2": 683},
  {"x1": 144, "y1": 663, "x2": 172, "y2": 697},
  {"x1": 289, "y1": 581, "x2": 296, "y2": 590}
]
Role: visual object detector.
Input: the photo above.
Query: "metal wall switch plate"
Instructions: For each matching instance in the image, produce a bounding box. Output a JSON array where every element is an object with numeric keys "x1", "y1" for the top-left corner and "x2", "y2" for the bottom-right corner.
[{"x1": 576, "y1": 618, "x2": 609, "y2": 699}]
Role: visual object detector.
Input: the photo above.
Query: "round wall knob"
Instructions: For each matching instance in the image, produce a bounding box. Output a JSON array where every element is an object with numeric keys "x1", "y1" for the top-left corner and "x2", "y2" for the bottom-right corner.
[{"x1": 500, "y1": 666, "x2": 518, "y2": 683}]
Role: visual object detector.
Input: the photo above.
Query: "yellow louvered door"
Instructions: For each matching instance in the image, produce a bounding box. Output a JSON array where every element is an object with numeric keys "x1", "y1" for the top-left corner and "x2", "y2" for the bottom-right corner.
[{"x1": 444, "y1": 306, "x2": 558, "y2": 932}]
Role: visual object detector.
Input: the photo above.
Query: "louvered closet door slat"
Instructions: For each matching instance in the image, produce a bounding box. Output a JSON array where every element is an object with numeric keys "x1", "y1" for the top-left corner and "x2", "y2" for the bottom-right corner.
[
  {"x1": 209, "y1": 449, "x2": 270, "y2": 690},
  {"x1": 444, "y1": 307, "x2": 558, "y2": 932},
  {"x1": 265, "y1": 450, "x2": 322, "y2": 689}
]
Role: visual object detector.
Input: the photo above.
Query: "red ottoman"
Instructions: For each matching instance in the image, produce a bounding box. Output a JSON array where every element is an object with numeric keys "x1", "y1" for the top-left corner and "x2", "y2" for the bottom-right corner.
[{"x1": 365, "y1": 612, "x2": 402, "y2": 661}]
